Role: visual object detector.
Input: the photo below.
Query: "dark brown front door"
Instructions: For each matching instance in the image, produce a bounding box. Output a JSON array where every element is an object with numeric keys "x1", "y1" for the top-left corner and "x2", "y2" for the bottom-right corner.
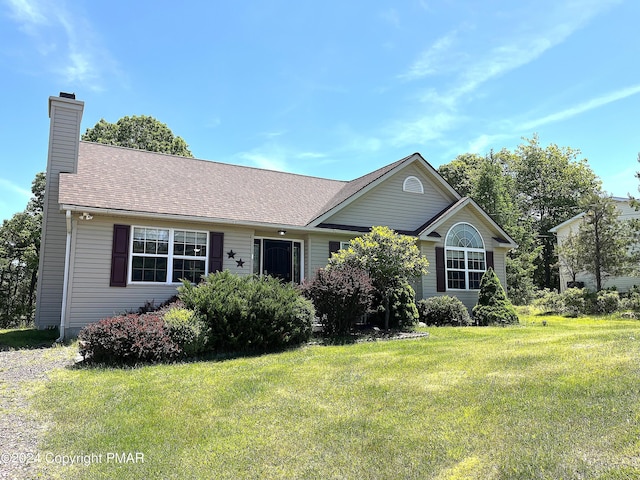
[{"x1": 263, "y1": 240, "x2": 292, "y2": 282}]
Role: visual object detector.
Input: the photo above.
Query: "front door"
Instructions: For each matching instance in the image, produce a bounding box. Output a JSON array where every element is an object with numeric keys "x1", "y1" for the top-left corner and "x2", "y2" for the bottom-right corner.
[{"x1": 263, "y1": 240, "x2": 292, "y2": 282}]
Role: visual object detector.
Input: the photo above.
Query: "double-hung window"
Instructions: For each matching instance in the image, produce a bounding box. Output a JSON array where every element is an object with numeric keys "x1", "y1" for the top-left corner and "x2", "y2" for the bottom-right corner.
[
  {"x1": 131, "y1": 227, "x2": 207, "y2": 284},
  {"x1": 445, "y1": 223, "x2": 486, "y2": 290}
]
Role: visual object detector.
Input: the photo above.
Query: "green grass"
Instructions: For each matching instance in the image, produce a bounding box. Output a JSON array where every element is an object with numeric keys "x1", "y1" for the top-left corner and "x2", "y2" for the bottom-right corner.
[
  {"x1": 0, "y1": 327, "x2": 59, "y2": 350},
  {"x1": 32, "y1": 315, "x2": 640, "y2": 479}
]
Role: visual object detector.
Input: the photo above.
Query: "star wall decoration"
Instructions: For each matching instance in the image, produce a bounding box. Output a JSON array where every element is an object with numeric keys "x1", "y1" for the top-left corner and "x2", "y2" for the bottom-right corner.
[
  {"x1": 227, "y1": 250, "x2": 236, "y2": 259},
  {"x1": 236, "y1": 258, "x2": 245, "y2": 268}
]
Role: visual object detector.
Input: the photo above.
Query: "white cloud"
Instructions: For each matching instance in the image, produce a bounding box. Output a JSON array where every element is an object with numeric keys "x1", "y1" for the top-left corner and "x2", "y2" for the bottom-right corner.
[
  {"x1": 0, "y1": 178, "x2": 31, "y2": 199},
  {"x1": 405, "y1": 1, "x2": 620, "y2": 109},
  {"x1": 237, "y1": 152, "x2": 289, "y2": 172},
  {"x1": 518, "y1": 84, "x2": 640, "y2": 131},
  {"x1": 4, "y1": 0, "x2": 121, "y2": 90},
  {"x1": 399, "y1": 31, "x2": 459, "y2": 80},
  {"x1": 389, "y1": 112, "x2": 459, "y2": 147}
]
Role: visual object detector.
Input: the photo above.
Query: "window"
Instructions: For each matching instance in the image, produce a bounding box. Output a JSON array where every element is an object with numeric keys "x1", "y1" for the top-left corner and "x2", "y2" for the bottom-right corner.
[
  {"x1": 403, "y1": 175, "x2": 424, "y2": 194},
  {"x1": 131, "y1": 227, "x2": 207, "y2": 284},
  {"x1": 445, "y1": 223, "x2": 485, "y2": 290}
]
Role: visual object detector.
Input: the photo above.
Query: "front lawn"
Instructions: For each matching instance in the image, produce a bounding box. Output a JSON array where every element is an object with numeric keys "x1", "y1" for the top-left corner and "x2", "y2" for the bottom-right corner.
[{"x1": 32, "y1": 314, "x2": 640, "y2": 479}]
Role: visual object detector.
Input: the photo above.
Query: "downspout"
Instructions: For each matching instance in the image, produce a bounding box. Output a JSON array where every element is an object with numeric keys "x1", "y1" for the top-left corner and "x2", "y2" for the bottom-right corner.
[{"x1": 57, "y1": 210, "x2": 72, "y2": 342}]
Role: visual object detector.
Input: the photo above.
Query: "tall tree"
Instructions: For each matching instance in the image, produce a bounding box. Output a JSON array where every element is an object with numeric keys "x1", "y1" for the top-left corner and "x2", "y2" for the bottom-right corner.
[
  {"x1": 0, "y1": 172, "x2": 44, "y2": 326},
  {"x1": 559, "y1": 194, "x2": 639, "y2": 291},
  {"x1": 512, "y1": 135, "x2": 600, "y2": 289},
  {"x1": 82, "y1": 115, "x2": 193, "y2": 157},
  {"x1": 438, "y1": 153, "x2": 484, "y2": 196},
  {"x1": 437, "y1": 135, "x2": 600, "y2": 296}
]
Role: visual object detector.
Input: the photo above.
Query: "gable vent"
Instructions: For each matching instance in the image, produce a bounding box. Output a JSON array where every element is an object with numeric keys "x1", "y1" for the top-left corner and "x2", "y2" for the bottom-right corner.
[{"x1": 403, "y1": 176, "x2": 424, "y2": 194}]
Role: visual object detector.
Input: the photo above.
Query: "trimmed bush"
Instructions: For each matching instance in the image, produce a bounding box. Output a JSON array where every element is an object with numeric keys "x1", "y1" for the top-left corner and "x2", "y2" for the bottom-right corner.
[
  {"x1": 371, "y1": 281, "x2": 419, "y2": 329},
  {"x1": 472, "y1": 268, "x2": 518, "y2": 326},
  {"x1": 622, "y1": 292, "x2": 640, "y2": 312},
  {"x1": 560, "y1": 287, "x2": 587, "y2": 317},
  {"x1": 179, "y1": 271, "x2": 314, "y2": 353},
  {"x1": 417, "y1": 296, "x2": 472, "y2": 326},
  {"x1": 533, "y1": 289, "x2": 564, "y2": 314},
  {"x1": 163, "y1": 306, "x2": 210, "y2": 357},
  {"x1": 78, "y1": 313, "x2": 180, "y2": 364},
  {"x1": 595, "y1": 290, "x2": 620, "y2": 315},
  {"x1": 301, "y1": 266, "x2": 374, "y2": 337}
]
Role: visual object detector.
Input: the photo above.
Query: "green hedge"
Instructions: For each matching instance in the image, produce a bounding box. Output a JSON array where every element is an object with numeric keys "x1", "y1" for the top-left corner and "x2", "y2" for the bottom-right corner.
[{"x1": 179, "y1": 271, "x2": 314, "y2": 353}]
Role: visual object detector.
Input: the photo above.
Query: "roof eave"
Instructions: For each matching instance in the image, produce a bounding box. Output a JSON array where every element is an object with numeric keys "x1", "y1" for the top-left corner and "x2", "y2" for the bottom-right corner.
[{"x1": 60, "y1": 204, "x2": 377, "y2": 236}]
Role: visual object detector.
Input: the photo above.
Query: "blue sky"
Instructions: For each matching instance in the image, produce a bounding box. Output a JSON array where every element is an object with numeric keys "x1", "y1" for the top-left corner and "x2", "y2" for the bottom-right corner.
[{"x1": 1, "y1": 0, "x2": 639, "y2": 222}]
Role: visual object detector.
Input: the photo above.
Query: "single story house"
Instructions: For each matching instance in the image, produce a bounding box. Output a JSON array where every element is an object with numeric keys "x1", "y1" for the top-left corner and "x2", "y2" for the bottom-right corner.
[
  {"x1": 35, "y1": 93, "x2": 517, "y2": 338},
  {"x1": 551, "y1": 197, "x2": 640, "y2": 292}
]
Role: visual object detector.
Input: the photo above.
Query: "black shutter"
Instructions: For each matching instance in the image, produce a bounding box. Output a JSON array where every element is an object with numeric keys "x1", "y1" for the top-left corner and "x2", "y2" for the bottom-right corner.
[
  {"x1": 209, "y1": 232, "x2": 224, "y2": 273},
  {"x1": 486, "y1": 251, "x2": 494, "y2": 270},
  {"x1": 110, "y1": 224, "x2": 130, "y2": 287},
  {"x1": 329, "y1": 241, "x2": 340, "y2": 258},
  {"x1": 435, "y1": 246, "x2": 446, "y2": 292}
]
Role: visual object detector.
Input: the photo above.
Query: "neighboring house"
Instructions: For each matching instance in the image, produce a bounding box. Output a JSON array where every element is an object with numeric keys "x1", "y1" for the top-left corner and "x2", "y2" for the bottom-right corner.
[
  {"x1": 551, "y1": 197, "x2": 640, "y2": 292},
  {"x1": 35, "y1": 93, "x2": 517, "y2": 338}
]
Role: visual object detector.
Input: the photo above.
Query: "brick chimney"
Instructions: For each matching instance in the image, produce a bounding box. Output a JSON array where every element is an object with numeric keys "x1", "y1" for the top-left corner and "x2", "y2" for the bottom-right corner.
[{"x1": 34, "y1": 93, "x2": 84, "y2": 330}]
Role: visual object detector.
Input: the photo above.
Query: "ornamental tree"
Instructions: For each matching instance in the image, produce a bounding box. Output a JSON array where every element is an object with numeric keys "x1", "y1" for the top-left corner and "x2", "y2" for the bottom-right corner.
[{"x1": 329, "y1": 226, "x2": 429, "y2": 330}]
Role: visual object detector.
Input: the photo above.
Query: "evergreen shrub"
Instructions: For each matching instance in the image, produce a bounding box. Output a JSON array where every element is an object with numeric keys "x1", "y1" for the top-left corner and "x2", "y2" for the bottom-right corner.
[
  {"x1": 472, "y1": 268, "x2": 518, "y2": 326},
  {"x1": 417, "y1": 296, "x2": 472, "y2": 326},
  {"x1": 179, "y1": 271, "x2": 314, "y2": 353},
  {"x1": 371, "y1": 281, "x2": 419, "y2": 329}
]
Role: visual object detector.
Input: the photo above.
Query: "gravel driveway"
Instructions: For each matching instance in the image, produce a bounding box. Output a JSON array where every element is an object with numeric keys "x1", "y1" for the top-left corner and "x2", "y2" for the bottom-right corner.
[{"x1": 0, "y1": 345, "x2": 75, "y2": 480}]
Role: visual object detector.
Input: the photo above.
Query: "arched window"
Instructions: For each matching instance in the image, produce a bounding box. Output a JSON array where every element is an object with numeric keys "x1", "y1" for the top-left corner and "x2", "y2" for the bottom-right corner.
[
  {"x1": 445, "y1": 223, "x2": 486, "y2": 290},
  {"x1": 403, "y1": 176, "x2": 424, "y2": 194}
]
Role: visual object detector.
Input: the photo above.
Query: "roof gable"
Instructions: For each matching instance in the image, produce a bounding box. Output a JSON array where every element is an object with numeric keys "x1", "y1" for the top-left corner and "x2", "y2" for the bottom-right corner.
[
  {"x1": 418, "y1": 197, "x2": 517, "y2": 248},
  {"x1": 309, "y1": 153, "x2": 461, "y2": 227}
]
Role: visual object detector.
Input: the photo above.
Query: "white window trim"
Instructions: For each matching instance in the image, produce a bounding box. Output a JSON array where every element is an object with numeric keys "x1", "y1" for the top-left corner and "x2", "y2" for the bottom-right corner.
[
  {"x1": 129, "y1": 226, "x2": 209, "y2": 285},
  {"x1": 252, "y1": 236, "x2": 305, "y2": 283},
  {"x1": 444, "y1": 222, "x2": 486, "y2": 291},
  {"x1": 403, "y1": 175, "x2": 424, "y2": 194}
]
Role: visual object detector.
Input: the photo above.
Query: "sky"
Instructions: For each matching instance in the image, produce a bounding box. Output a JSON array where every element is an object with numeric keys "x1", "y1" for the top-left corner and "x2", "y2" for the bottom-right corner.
[{"x1": 0, "y1": 0, "x2": 639, "y2": 222}]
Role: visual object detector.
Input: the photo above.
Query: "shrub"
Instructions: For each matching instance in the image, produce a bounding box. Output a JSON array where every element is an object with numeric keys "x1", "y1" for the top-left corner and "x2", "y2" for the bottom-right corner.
[
  {"x1": 417, "y1": 296, "x2": 472, "y2": 326},
  {"x1": 301, "y1": 265, "x2": 374, "y2": 337},
  {"x1": 533, "y1": 289, "x2": 564, "y2": 314},
  {"x1": 472, "y1": 268, "x2": 518, "y2": 326},
  {"x1": 78, "y1": 314, "x2": 180, "y2": 364},
  {"x1": 371, "y1": 281, "x2": 419, "y2": 329},
  {"x1": 560, "y1": 287, "x2": 588, "y2": 317},
  {"x1": 163, "y1": 306, "x2": 209, "y2": 357},
  {"x1": 178, "y1": 271, "x2": 314, "y2": 353},
  {"x1": 622, "y1": 292, "x2": 640, "y2": 312},
  {"x1": 595, "y1": 290, "x2": 620, "y2": 315}
]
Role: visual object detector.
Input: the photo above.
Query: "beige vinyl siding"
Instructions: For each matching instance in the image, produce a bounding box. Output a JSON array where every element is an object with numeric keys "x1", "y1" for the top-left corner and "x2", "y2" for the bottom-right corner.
[
  {"x1": 64, "y1": 216, "x2": 255, "y2": 334},
  {"x1": 324, "y1": 165, "x2": 454, "y2": 231},
  {"x1": 35, "y1": 97, "x2": 84, "y2": 328},
  {"x1": 307, "y1": 233, "x2": 355, "y2": 278},
  {"x1": 419, "y1": 206, "x2": 510, "y2": 310}
]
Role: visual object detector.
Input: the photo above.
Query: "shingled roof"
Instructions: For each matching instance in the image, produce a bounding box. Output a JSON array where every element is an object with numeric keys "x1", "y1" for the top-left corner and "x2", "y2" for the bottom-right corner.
[{"x1": 59, "y1": 142, "x2": 348, "y2": 226}]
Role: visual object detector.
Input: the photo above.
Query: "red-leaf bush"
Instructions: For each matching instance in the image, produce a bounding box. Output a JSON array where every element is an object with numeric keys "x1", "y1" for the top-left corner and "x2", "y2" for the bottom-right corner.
[
  {"x1": 78, "y1": 313, "x2": 181, "y2": 364},
  {"x1": 301, "y1": 265, "x2": 374, "y2": 336}
]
